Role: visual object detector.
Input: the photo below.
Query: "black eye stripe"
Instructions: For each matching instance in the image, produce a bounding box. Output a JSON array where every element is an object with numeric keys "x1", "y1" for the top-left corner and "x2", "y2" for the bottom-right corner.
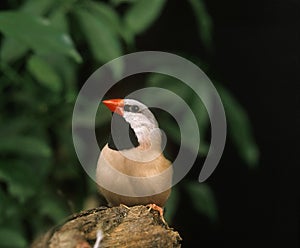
[
  {"x1": 131, "y1": 105, "x2": 139, "y2": 112},
  {"x1": 124, "y1": 105, "x2": 140, "y2": 113},
  {"x1": 124, "y1": 105, "x2": 130, "y2": 111}
]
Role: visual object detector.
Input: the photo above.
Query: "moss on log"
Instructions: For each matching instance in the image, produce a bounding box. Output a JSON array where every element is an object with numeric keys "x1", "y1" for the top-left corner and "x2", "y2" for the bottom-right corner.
[{"x1": 31, "y1": 205, "x2": 182, "y2": 248}]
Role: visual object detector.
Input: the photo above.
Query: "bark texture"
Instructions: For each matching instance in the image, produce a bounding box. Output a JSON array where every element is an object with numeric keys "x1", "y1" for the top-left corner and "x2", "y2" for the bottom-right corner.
[{"x1": 31, "y1": 205, "x2": 181, "y2": 248}]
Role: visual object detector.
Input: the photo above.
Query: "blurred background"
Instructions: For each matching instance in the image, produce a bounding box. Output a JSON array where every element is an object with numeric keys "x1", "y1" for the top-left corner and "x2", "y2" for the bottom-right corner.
[{"x1": 0, "y1": 0, "x2": 299, "y2": 247}]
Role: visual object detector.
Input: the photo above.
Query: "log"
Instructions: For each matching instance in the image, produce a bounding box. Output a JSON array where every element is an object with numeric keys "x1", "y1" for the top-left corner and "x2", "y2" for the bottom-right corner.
[{"x1": 31, "y1": 205, "x2": 182, "y2": 248}]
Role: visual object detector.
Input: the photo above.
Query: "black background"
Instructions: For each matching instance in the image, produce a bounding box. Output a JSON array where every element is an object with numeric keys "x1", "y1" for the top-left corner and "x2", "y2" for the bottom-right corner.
[
  {"x1": 1, "y1": 0, "x2": 298, "y2": 246},
  {"x1": 137, "y1": 0, "x2": 299, "y2": 247}
]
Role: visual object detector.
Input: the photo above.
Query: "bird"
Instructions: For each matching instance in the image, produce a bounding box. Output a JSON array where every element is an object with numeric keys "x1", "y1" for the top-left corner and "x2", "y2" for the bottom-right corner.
[{"x1": 96, "y1": 98, "x2": 173, "y2": 218}]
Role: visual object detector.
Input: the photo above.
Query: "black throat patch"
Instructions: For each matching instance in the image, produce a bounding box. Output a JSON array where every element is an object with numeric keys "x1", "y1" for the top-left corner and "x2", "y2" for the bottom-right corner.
[{"x1": 108, "y1": 114, "x2": 139, "y2": 151}]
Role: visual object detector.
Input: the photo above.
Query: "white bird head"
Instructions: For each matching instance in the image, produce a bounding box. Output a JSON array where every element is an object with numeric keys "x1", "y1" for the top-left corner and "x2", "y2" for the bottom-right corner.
[{"x1": 102, "y1": 99, "x2": 161, "y2": 150}]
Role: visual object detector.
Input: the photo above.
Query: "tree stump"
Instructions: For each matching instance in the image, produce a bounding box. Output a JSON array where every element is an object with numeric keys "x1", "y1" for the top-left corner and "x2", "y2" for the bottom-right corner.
[{"x1": 31, "y1": 205, "x2": 182, "y2": 248}]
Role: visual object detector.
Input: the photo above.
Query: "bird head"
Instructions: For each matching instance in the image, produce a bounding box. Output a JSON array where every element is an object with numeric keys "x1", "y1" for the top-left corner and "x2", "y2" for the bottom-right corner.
[
  {"x1": 102, "y1": 99, "x2": 158, "y2": 128},
  {"x1": 102, "y1": 99, "x2": 161, "y2": 151}
]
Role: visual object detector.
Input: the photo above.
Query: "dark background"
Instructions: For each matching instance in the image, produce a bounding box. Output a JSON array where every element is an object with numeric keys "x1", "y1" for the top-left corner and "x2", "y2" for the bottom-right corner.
[
  {"x1": 0, "y1": 0, "x2": 299, "y2": 247},
  {"x1": 137, "y1": 0, "x2": 299, "y2": 247}
]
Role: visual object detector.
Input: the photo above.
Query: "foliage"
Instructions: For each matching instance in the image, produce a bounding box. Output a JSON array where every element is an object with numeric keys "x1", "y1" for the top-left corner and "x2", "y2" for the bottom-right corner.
[{"x1": 0, "y1": 0, "x2": 259, "y2": 246}]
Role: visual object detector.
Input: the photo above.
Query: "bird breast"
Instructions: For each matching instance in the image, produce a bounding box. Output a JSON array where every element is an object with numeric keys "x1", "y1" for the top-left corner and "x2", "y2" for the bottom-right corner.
[{"x1": 96, "y1": 144, "x2": 172, "y2": 206}]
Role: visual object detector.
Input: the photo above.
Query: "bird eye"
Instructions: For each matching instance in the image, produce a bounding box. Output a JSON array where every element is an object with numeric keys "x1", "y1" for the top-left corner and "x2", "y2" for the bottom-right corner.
[
  {"x1": 130, "y1": 105, "x2": 139, "y2": 112},
  {"x1": 124, "y1": 105, "x2": 130, "y2": 112},
  {"x1": 124, "y1": 105, "x2": 140, "y2": 113}
]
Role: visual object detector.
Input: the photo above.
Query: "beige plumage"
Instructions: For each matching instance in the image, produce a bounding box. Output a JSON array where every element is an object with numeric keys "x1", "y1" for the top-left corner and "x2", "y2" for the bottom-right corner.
[{"x1": 96, "y1": 99, "x2": 172, "y2": 208}]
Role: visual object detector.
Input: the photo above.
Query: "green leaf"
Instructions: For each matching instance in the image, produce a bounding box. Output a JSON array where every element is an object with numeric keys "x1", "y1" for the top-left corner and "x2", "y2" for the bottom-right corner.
[
  {"x1": 184, "y1": 181, "x2": 218, "y2": 222},
  {"x1": 27, "y1": 55, "x2": 63, "y2": 92},
  {"x1": 218, "y1": 85, "x2": 259, "y2": 167},
  {"x1": 0, "y1": 160, "x2": 45, "y2": 202},
  {"x1": 21, "y1": 0, "x2": 55, "y2": 15},
  {"x1": 96, "y1": 104, "x2": 113, "y2": 126},
  {"x1": 75, "y1": 98, "x2": 111, "y2": 127},
  {"x1": 191, "y1": 97, "x2": 210, "y2": 155},
  {"x1": 164, "y1": 186, "x2": 180, "y2": 223},
  {"x1": 0, "y1": 228, "x2": 27, "y2": 248},
  {"x1": 41, "y1": 54, "x2": 78, "y2": 100},
  {"x1": 75, "y1": 8, "x2": 122, "y2": 62},
  {"x1": 188, "y1": 0, "x2": 213, "y2": 50},
  {"x1": 0, "y1": 37, "x2": 29, "y2": 64},
  {"x1": 86, "y1": 1, "x2": 121, "y2": 33},
  {"x1": 124, "y1": 0, "x2": 166, "y2": 35},
  {"x1": 38, "y1": 191, "x2": 70, "y2": 222},
  {"x1": 146, "y1": 73, "x2": 191, "y2": 106},
  {"x1": 75, "y1": 8, "x2": 123, "y2": 75},
  {"x1": 110, "y1": 0, "x2": 138, "y2": 6},
  {"x1": 146, "y1": 73, "x2": 206, "y2": 154},
  {"x1": 0, "y1": 189, "x2": 6, "y2": 220},
  {"x1": 0, "y1": 116, "x2": 34, "y2": 137},
  {"x1": 0, "y1": 135, "x2": 52, "y2": 157},
  {"x1": 86, "y1": 1, "x2": 132, "y2": 45},
  {"x1": 0, "y1": 11, "x2": 82, "y2": 62},
  {"x1": 49, "y1": 7, "x2": 69, "y2": 32},
  {"x1": 0, "y1": 189, "x2": 24, "y2": 226}
]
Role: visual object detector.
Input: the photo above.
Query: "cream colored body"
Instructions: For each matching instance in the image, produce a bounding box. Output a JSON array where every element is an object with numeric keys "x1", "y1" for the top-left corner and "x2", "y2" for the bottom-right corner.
[{"x1": 96, "y1": 144, "x2": 172, "y2": 207}]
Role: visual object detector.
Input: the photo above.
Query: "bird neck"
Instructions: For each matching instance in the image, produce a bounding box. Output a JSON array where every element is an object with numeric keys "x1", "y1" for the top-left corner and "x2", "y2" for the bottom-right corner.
[
  {"x1": 131, "y1": 125, "x2": 162, "y2": 151},
  {"x1": 108, "y1": 114, "x2": 139, "y2": 151},
  {"x1": 108, "y1": 114, "x2": 161, "y2": 151}
]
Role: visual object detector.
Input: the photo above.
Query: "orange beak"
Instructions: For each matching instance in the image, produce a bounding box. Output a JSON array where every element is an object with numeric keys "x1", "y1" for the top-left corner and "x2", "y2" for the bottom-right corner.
[{"x1": 102, "y1": 99, "x2": 124, "y2": 116}]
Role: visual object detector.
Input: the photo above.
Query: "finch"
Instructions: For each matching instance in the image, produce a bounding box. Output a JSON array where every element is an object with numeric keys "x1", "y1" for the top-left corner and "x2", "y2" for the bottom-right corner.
[{"x1": 96, "y1": 99, "x2": 172, "y2": 210}]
